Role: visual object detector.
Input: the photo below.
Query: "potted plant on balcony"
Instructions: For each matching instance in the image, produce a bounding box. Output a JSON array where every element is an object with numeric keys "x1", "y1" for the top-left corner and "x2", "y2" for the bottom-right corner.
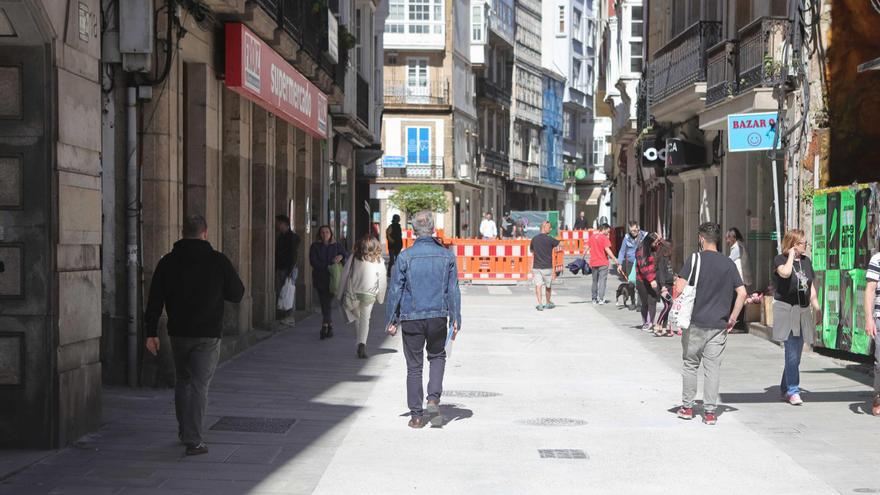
[{"x1": 339, "y1": 26, "x2": 357, "y2": 52}]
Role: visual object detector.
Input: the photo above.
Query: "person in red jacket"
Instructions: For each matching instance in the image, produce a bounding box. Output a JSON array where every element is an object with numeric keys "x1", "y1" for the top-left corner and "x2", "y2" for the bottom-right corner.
[{"x1": 636, "y1": 232, "x2": 660, "y2": 332}]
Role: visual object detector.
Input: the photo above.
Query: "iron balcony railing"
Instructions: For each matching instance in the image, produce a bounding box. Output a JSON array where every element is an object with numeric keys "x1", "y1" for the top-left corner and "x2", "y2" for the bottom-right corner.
[
  {"x1": 648, "y1": 21, "x2": 722, "y2": 106},
  {"x1": 249, "y1": 0, "x2": 336, "y2": 76},
  {"x1": 479, "y1": 149, "x2": 510, "y2": 175},
  {"x1": 375, "y1": 156, "x2": 445, "y2": 179},
  {"x1": 356, "y1": 73, "x2": 369, "y2": 124},
  {"x1": 476, "y1": 77, "x2": 512, "y2": 105},
  {"x1": 706, "y1": 40, "x2": 738, "y2": 106},
  {"x1": 736, "y1": 17, "x2": 792, "y2": 93},
  {"x1": 384, "y1": 80, "x2": 450, "y2": 105}
]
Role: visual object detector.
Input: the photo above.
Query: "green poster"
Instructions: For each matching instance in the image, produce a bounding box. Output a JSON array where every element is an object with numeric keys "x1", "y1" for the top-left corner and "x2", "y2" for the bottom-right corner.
[
  {"x1": 855, "y1": 188, "x2": 872, "y2": 268},
  {"x1": 812, "y1": 194, "x2": 827, "y2": 271},
  {"x1": 840, "y1": 270, "x2": 855, "y2": 351},
  {"x1": 827, "y1": 192, "x2": 841, "y2": 270},
  {"x1": 840, "y1": 189, "x2": 856, "y2": 271},
  {"x1": 814, "y1": 271, "x2": 825, "y2": 344},
  {"x1": 849, "y1": 269, "x2": 870, "y2": 355},
  {"x1": 823, "y1": 269, "x2": 840, "y2": 349}
]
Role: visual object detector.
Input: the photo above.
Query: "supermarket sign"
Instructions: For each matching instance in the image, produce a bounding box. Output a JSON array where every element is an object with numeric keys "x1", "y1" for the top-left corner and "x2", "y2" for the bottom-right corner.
[
  {"x1": 225, "y1": 23, "x2": 328, "y2": 139},
  {"x1": 727, "y1": 112, "x2": 778, "y2": 152}
]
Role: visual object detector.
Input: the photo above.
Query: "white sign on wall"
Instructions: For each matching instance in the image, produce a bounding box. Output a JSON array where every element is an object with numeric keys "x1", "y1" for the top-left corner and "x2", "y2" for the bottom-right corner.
[{"x1": 327, "y1": 15, "x2": 339, "y2": 64}]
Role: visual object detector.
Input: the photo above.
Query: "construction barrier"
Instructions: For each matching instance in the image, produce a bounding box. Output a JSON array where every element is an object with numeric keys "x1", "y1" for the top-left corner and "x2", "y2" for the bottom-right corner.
[
  {"x1": 452, "y1": 239, "x2": 564, "y2": 282},
  {"x1": 557, "y1": 229, "x2": 591, "y2": 255}
]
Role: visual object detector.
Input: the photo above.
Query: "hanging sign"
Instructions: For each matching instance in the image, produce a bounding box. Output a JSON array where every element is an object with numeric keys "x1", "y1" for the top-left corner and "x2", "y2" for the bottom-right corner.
[
  {"x1": 727, "y1": 112, "x2": 779, "y2": 152},
  {"x1": 225, "y1": 23, "x2": 328, "y2": 140}
]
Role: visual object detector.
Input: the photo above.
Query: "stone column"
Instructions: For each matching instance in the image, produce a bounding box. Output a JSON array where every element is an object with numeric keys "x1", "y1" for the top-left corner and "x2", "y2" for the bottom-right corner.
[
  {"x1": 221, "y1": 89, "x2": 253, "y2": 337},
  {"x1": 294, "y1": 129, "x2": 313, "y2": 310},
  {"x1": 251, "y1": 107, "x2": 275, "y2": 327}
]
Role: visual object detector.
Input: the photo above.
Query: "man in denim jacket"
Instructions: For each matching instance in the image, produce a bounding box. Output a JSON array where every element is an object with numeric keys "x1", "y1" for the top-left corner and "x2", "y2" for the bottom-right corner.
[{"x1": 386, "y1": 210, "x2": 462, "y2": 428}]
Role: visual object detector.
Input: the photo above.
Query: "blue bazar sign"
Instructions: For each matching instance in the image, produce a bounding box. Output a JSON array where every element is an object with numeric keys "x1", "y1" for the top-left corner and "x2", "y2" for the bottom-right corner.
[
  {"x1": 382, "y1": 155, "x2": 405, "y2": 168},
  {"x1": 727, "y1": 112, "x2": 779, "y2": 152}
]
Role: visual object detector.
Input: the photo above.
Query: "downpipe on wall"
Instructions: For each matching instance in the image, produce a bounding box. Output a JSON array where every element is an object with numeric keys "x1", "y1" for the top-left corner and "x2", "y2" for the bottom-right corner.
[{"x1": 126, "y1": 87, "x2": 140, "y2": 387}]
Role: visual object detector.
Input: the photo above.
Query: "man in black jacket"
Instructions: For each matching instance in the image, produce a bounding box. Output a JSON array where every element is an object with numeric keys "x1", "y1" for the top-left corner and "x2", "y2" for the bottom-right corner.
[
  {"x1": 144, "y1": 215, "x2": 245, "y2": 456},
  {"x1": 275, "y1": 214, "x2": 301, "y2": 324}
]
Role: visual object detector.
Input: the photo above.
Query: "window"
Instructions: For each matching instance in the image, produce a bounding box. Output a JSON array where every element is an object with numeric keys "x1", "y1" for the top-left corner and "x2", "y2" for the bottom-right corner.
[
  {"x1": 564, "y1": 111, "x2": 576, "y2": 139},
  {"x1": 630, "y1": 6, "x2": 643, "y2": 38},
  {"x1": 558, "y1": 6, "x2": 565, "y2": 34},
  {"x1": 629, "y1": 5, "x2": 643, "y2": 73},
  {"x1": 572, "y1": 59, "x2": 581, "y2": 87},
  {"x1": 355, "y1": 9, "x2": 363, "y2": 74},
  {"x1": 406, "y1": 58, "x2": 428, "y2": 87},
  {"x1": 472, "y1": 4, "x2": 483, "y2": 42},
  {"x1": 593, "y1": 136, "x2": 605, "y2": 167},
  {"x1": 388, "y1": 0, "x2": 405, "y2": 33},
  {"x1": 572, "y1": 9, "x2": 582, "y2": 38},
  {"x1": 406, "y1": 127, "x2": 431, "y2": 164}
]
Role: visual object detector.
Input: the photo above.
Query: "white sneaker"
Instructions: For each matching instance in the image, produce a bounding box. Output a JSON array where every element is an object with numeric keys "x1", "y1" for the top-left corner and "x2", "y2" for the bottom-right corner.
[
  {"x1": 281, "y1": 316, "x2": 297, "y2": 326},
  {"x1": 788, "y1": 393, "x2": 803, "y2": 406},
  {"x1": 598, "y1": 300, "x2": 607, "y2": 305}
]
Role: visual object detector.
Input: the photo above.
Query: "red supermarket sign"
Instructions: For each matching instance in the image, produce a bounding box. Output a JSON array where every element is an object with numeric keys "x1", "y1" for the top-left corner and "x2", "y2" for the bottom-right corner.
[{"x1": 225, "y1": 23, "x2": 328, "y2": 139}]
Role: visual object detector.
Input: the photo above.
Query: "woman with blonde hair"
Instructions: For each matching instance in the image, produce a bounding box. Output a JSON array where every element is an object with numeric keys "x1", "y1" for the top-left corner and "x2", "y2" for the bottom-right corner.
[
  {"x1": 772, "y1": 229, "x2": 821, "y2": 406},
  {"x1": 338, "y1": 234, "x2": 387, "y2": 358}
]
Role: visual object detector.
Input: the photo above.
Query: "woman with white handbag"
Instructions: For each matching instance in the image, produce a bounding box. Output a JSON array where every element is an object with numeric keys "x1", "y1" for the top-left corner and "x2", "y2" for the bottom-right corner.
[{"x1": 337, "y1": 235, "x2": 387, "y2": 359}]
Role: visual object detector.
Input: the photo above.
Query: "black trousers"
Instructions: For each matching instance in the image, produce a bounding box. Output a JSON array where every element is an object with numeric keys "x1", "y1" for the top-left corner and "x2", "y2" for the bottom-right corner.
[
  {"x1": 317, "y1": 288, "x2": 333, "y2": 324},
  {"x1": 401, "y1": 317, "x2": 447, "y2": 417}
]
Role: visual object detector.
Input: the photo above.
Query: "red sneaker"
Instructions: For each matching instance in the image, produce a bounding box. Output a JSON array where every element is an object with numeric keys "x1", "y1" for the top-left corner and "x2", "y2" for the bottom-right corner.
[
  {"x1": 676, "y1": 407, "x2": 694, "y2": 420},
  {"x1": 703, "y1": 412, "x2": 717, "y2": 425}
]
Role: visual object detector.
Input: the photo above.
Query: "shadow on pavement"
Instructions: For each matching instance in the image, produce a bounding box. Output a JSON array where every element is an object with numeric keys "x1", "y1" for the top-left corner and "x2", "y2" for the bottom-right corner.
[
  {"x1": 665, "y1": 402, "x2": 740, "y2": 417},
  {"x1": 721, "y1": 386, "x2": 874, "y2": 404}
]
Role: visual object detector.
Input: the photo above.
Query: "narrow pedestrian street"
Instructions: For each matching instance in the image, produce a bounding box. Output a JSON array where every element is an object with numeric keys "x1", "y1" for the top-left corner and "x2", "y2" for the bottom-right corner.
[{"x1": 2, "y1": 273, "x2": 880, "y2": 494}]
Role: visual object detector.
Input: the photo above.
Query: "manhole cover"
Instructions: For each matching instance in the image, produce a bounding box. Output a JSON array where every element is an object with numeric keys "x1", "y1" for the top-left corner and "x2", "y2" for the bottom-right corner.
[
  {"x1": 501, "y1": 326, "x2": 525, "y2": 330},
  {"x1": 209, "y1": 416, "x2": 297, "y2": 433},
  {"x1": 539, "y1": 449, "x2": 588, "y2": 459},
  {"x1": 443, "y1": 390, "x2": 502, "y2": 398},
  {"x1": 518, "y1": 418, "x2": 588, "y2": 427}
]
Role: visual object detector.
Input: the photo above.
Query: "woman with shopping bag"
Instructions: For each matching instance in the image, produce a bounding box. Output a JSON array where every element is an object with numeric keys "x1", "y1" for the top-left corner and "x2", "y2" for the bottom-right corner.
[
  {"x1": 337, "y1": 235, "x2": 387, "y2": 359},
  {"x1": 309, "y1": 225, "x2": 348, "y2": 340}
]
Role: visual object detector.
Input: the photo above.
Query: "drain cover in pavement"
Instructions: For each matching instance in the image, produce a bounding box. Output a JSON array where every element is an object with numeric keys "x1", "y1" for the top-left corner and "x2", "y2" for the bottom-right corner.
[
  {"x1": 443, "y1": 390, "x2": 502, "y2": 398},
  {"x1": 538, "y1": 449, "x2": 588, "y2": 459},
  {"x1": 209, "y1": 416, "x2": 297, "y2": 433},
  {"x1": 501, "y1": 326, "x2": 525, "y2": 330},
  {"x1": 518, "y1": 418, "x2": 588, "y2": 427}
]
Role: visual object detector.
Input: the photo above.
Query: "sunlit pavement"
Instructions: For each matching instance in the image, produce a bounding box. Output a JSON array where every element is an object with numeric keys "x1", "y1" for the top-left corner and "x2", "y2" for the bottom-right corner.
[{"x1": 3, "y1": 272, "x2": 880, "y2": 494}]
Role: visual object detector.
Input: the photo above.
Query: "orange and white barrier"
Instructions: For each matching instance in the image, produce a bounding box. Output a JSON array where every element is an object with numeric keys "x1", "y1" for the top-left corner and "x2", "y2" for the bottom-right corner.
[
  {"x1": 557, "y1": 229, "x2": 590, "y2": 255},
  {"x1": 452, "y1": 239, "x2": 564, "y2": 282}
]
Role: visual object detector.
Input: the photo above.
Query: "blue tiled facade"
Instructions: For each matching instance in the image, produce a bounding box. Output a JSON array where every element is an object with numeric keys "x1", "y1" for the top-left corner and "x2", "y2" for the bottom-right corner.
[{"x1": 542, "y1": 75, "x2": 565, "y2": 187}]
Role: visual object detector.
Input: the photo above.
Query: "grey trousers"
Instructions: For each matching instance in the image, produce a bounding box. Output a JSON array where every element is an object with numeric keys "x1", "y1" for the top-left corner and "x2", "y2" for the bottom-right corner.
[
  {"x1": 590, "y1": 265, "x2": 608, "y2": 301},
  {"x1": 171, "y1": 337, "x2": 221, "y2": 446},
  {"x1": 401, "y1": 317, "x2": 447, "y2": 417},
  {"x1": 681, "y1": 326, "x2": 727, "y2": 413}
]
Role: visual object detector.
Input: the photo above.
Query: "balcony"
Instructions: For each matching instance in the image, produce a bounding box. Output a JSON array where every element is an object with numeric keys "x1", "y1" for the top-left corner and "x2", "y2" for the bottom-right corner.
[
  {"x1": 476, "y1": 77, "x2": 512, "y2": 106},
  {"x1": 705, "y1": 40, "x2": 737, "y2": 106},
  {"x1": 479, "y1": 149, "x2": 510, "y2": 176},
  {"x1": 384, "y1": 80, "x2": 450, "y2": 106},
  {"x1": 512, "y1": 159, "x2": 540, "y2": 183},
  {"x1": 737, "y1": 17, "x2": 791, "y2": 93},
  {"x1": 373, "y1": 156, "x2": 446, "y2": 180},
  {"x1": 357, "y1": 74, "x2": 369, "y2": 124},
  {"x1": 487, "y1": 0, "x2": 515, "y2": 46},
  {"x1": 647, "y1": 21, "x2": 722, "y2": 121}
]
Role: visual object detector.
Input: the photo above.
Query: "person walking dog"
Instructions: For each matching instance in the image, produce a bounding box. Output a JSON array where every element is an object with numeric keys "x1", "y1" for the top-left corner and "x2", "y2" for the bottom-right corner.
[
  {"x1": 339, "y1": 235, "x2": 387, "y2": 359},
  {"x1": 385, "y1": 211, "x2": 461, "y2": 429},
  {"x1": 144, "y1": 216, "x2": 245, "y2": 456}
]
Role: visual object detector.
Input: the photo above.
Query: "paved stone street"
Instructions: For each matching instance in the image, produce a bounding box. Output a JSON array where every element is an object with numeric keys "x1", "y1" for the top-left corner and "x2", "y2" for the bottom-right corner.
[{"x1": 3, "y1": 273, "x2": 880, "y2": 494}]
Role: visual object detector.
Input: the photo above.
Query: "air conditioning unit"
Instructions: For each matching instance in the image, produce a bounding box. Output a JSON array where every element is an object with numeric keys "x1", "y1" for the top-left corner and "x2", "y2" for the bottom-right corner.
[{"x1": 458, "y1": 163, "x2": 470, "y2": 178}]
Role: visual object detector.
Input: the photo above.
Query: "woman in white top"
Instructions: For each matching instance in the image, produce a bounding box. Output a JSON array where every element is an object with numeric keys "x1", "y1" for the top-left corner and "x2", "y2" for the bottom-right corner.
[
  {"x1": 726, "y1": 227, "x2": 753, "y2": 290},
  {"x1": 338, "y1": 234, "x2": 387, "y2": 359}
]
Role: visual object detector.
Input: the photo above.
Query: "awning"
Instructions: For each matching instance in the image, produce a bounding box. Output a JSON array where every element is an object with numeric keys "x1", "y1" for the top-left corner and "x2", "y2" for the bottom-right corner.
[{"x1": 585, "y1": 187, "x2": 603, "y2": 206}]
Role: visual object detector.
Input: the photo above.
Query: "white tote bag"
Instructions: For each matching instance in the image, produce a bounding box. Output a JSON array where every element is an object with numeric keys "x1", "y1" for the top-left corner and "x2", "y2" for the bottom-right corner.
[
  {"x1": 669, "y1": 253, "x2": 701, "y2": 329},
  {"x1": 277, "y1": 276, "x2": 295, "y2": 311}
]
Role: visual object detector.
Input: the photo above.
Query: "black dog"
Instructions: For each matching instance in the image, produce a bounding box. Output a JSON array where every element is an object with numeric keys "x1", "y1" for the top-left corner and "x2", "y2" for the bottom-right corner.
[{"x1": 616, "y1": 282, "x2": 636, "y2": 308}]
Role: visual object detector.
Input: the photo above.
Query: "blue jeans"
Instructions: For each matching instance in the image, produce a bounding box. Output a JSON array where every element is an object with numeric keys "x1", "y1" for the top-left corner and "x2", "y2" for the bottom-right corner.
[{"x1": 780, "y1": 332, "x2": 804, "y2": 397}]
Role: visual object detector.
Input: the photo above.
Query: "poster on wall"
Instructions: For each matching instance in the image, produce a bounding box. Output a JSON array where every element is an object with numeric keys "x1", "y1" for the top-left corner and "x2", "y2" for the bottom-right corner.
[
  {"x1": 840, "y1": 189, "x2": 856, "y2": 270},
  {"x1": 855, "y1": 187, "x2": 873, "y2": 267},
  {"x1": 812, "y1": 194, "x2": 827, "y2": 271},
  {"x1": 822, "y1": 269, "x2": 841, "y2": 349},
  {"x1": 826, "y1": 192, "x2": 841, "y2": 270}
]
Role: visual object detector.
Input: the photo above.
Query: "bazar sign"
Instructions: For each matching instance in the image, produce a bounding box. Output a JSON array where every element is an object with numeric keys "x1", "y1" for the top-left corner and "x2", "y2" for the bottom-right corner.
[
  {"x1": 225, "y1": 23, "x2": 328, "y2": 139},
  {"x1": 727, "y1": 112, "x2": 778, "y2": 152}
]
